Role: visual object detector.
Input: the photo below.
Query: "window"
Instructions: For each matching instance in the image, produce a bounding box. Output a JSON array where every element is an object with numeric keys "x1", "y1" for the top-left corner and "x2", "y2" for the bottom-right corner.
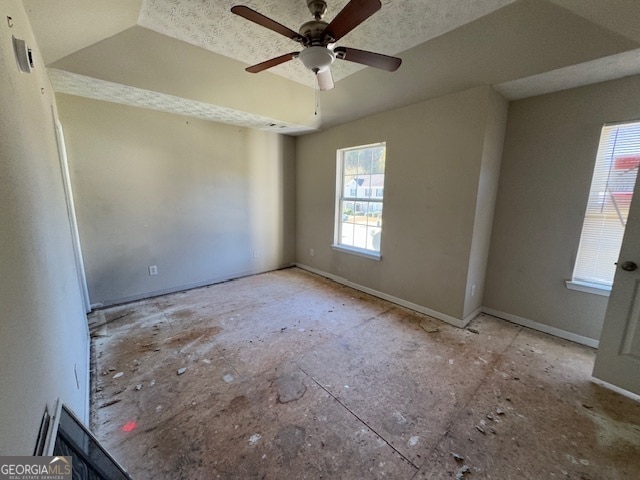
[
  {"x1": 334, "y1": 142, "x2": 386, "y2": 258},
  {"x1": 569, "y1": 121, "x2": 640, "y2": 295}
]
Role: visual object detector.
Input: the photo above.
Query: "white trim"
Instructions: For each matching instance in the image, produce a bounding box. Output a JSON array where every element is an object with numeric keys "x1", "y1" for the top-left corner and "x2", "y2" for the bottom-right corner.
[
  {"x1": 464, "y1": 306, "x2": 484, "y2": 324},
  {"x1": 297, "y1": 265, "x2": 601, "y2": 348},
  {"x1": 296, "y1": 263, "x2": 472, "y2": 328},
  {"x1": 92, "y1": 264, "x2": 295, "y2": 308},
  {"x1": 85, "y1": 334, "x2": 91, "y2": 424},
  {"x1": 590, "y1": 377, "x2": 640, "y2": 403},
  {"x1": 334, "y1": 142, "x2": 386, "y2": 256},
  {"x1": 331, "y1": 244, "x2": 381, "y2": 261},
  {"x1": 53, "y1": 114, "x2": 91, "y2": 314},
  {"x1": 482, "y1": 307, "x2": 599, "y2": 348},
  {"x1": 565, "y1": 280, "x2": 611, "y2": 297},
  {"x1": 43, "y1": 399, "x2": 62, "y2": 456}
]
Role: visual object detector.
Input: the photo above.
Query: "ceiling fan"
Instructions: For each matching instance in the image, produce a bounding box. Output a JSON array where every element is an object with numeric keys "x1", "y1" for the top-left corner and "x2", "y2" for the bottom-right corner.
[{"x1": 230, "y1": 0, "x2": 402, "y2": 91}]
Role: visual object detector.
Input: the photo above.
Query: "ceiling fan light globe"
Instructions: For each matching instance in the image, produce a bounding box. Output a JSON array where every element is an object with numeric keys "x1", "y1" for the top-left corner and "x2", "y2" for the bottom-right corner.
[{"x1": 299, "y1": 46, "x2": 335, "y2": 73}]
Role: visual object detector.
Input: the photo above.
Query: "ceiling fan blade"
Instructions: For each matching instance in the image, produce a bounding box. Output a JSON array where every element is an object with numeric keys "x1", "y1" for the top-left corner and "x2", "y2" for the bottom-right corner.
[
  {"x1": 334, "y1": 46, "x2": 402, "y2": 72},
  {"x1": 231, "y1": 5, "x2": 303, "y2": 43},
  {"x1": 246, "y1": 52, "x2": 299, "y2": 73},
  {"x1": 322, "y1": 0, "x2": 381, "y2": 43},
  {"x1": 316, "y1": 69, "x2": 334, "y2": 91}
]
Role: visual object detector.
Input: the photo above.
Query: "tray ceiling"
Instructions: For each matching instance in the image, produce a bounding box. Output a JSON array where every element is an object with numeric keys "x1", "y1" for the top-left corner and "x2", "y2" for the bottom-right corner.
[
  {"x1": 49, "y1": 69, "x2": 313, "y2": 134},
  {"x1": 138, "y1": 0, "x2": 516, "y2": 87},
  {"x1": 21, "y1": 0, "x2": 640, "y2": 132}
]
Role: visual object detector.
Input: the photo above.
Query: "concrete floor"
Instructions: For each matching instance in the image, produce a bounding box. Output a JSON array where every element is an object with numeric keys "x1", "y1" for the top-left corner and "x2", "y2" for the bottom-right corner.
[{"x1": 90, "y1": 267, "x2": 640, "y2": 479}]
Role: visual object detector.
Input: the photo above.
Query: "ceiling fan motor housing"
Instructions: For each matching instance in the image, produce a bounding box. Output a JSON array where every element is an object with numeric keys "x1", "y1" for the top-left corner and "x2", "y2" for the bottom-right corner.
[
  {"x1": 306, "y1": 0, "x2": 327, "y2": 19},
  {"x1": 299, "y1": 20, "x2": 329, "y2": 45}
]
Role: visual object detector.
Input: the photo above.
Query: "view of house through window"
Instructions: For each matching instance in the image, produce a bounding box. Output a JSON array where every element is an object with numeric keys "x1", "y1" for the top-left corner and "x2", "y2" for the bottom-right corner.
[
  {"x1": 335, "y1": 142, "x2": 386, "y2": 255},
  {"x1": 572, "y1": 121, "x2": 640, "y2": 290}
]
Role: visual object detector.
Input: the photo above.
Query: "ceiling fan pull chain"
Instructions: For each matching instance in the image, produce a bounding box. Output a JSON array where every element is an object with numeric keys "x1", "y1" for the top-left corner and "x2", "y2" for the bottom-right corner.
[{"x1": 315, "y1": 83, "x2": 320, "y2": 116}]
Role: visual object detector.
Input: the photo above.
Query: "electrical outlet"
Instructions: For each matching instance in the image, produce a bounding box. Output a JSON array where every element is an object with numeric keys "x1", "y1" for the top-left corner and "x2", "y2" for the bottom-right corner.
[
  {"x1": 471, "y1": 285, "x2": 476, "y2": 297},
  {"x1": 309, "y1": 248, "x2": 314, "y2": 256},
  {"x1": 252, "y1": 250, "x2": 258, "y2": 258},
  {"x1": 149, "y1": 265, "x2": 158, "y2": 276}
]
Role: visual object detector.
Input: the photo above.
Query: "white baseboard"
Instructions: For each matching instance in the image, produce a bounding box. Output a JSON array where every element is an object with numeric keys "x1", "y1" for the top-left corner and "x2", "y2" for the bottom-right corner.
[
  {"x1": 85, "y1": 334, "x2": 91, "y2": 424},
  {"x1": 590, "y1": 377, "x2": 640, "y2": 402},
  {"x1": 482, "y1": 307, "x2": 599, "y2": 349},
  {"x1": 464, "y1": 306, "x2": 484, "y2": 326},
  {"x1": 92, "y1": 264, "x2": 296, "y2": 309},
  {"x1": 296, "y1": 264, "x2": 600, "y2": 348},
  {"x1": 296, "y1": 263, "x2": 471, "y2": 328}
]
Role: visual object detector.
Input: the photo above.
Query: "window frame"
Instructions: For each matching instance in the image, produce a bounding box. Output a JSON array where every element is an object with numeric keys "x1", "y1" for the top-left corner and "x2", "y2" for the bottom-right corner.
[
  {"x1": 566, "y1": 120, "x2": 640, "y2": 296},
  {"x1": 332, "y1": 142, "x2": 386, "y2": 260}
]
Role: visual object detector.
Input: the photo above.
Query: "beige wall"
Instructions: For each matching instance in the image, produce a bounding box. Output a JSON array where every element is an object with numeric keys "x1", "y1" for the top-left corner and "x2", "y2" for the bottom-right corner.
[
  {"x1": 51, "y1": 26, "x2": 318, "y2": 130},
  {"x1": 463, "y1": 90, "x2": 509, "y2": 318},
  {"x1": 319, "y1": 0, "x2": 637, "y2": 129},
  {"x1": 57, "y1": 95, "x2": 296, "y2": 306},
  {"x1": 296, "y1": 86, "x2": 507, "y2": 323},
  {"x1": 3, "y1": 0, "x2": 639, "y2": 458},
  {"x1": 0, "y1": 0, "x2": 89, "y2": 455},
  {"x1": 484, "y1": 75, "x2": 640, "y2": 342}
]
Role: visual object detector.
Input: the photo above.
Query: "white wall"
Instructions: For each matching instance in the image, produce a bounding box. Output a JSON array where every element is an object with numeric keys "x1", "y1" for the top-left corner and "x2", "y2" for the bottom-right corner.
[
  {"x1": 57, "y1": 94, "x2": 296, "y2": 306},
  {"x1": 484, "y1": 75, "x2": 640, "y2": 342},
  {"x1": 296, "y1": 86, "x2": 507, "y2": 324},
  {"x1": 0, "y1": 0, "x2": 89, "y2": 455}
]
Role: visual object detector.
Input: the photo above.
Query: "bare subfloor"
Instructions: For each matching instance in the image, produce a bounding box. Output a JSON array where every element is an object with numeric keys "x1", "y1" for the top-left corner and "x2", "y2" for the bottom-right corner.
[{"x1": 90, "y1": 268, "x2": 640, "y2": 479}]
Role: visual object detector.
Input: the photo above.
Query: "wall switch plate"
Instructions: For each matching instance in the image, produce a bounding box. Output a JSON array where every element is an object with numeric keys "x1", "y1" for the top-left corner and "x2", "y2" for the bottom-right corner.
[
  {"x1": 310, "y1": 248, "x2": 314, "y2": 256},
  {"x1": 149, "y1": 265, "x2": 158, "y2": 275}
]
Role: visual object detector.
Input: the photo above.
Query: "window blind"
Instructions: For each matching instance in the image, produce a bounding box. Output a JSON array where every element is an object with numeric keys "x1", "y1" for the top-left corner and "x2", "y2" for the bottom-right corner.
[{"x1": 572, "y1": 121, "x2": 640, "y2": 287}]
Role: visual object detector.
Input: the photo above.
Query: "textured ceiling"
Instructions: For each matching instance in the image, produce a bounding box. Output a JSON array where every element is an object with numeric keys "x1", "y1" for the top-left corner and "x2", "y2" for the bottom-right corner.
[
  {"x1": 21, "y1": 0, "x2": 640, "y2": 132},
  {"x1": 137, "y1": 0, "x2": 516, "y2": 87},
  {"x1": 49, "y1": 69, "x2": 313, "y2": 134},
  {"x1": 495, "y1": 48, "x2": 640, "y2": 100}
]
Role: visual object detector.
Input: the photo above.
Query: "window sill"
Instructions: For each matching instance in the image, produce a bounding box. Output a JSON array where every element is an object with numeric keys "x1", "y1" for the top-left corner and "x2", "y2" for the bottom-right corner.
[
  {"x1": 331, "y1": 244, "x2": 381, "y2": 261},
  {"x1": 565, "y1": 280, "x2": 611, "y2": 297}
]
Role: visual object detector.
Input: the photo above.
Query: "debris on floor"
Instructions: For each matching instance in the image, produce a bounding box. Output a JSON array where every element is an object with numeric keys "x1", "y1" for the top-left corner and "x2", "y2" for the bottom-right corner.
[
  {"x1": 452, "y1": 452, "x2": 464, "y2": 462},
  {"x1": 89, "y1": 268, "x2": 640, "y2": 480},
  {"x1": 99, "y1": 399, "x2": 121, "y2": 409},
  {"x1": 420, "y1": 319, "x2": 440, "y2": 333},
  {"x1": 455, "y1": 464, "x2": 471, "y2": 479}
]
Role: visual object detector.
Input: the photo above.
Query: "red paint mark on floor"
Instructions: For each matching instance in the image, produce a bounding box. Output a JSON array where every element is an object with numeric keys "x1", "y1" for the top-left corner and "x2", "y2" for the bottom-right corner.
[{"x1": 122, "y1": 421, "x2": 137, "y2": 432}]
